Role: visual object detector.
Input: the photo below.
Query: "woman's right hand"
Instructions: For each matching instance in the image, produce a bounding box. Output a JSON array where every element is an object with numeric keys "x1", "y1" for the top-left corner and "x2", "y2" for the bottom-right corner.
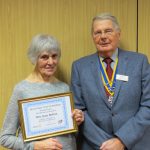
[{"x1": 34, "y1": 138, "x2": 63, "y2": 150}]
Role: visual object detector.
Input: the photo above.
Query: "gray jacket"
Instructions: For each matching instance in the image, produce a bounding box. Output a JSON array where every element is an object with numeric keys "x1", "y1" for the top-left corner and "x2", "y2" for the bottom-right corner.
[{"x1": 71, "y1": 49, "x2": 150, "y2": 150}]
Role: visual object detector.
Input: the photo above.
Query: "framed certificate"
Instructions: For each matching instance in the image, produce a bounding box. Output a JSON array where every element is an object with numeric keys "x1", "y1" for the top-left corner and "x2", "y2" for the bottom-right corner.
[{"x1": 18, "y1": 92, "x2": 78, "y2": 142}]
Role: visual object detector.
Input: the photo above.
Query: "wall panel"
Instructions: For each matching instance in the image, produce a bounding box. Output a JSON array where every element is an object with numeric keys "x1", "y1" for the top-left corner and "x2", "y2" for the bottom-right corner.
[
  {"x1": 138, "y1": 0, "x2": 150, "y2": 61},
  {"x1": 0, "y1": 0, "x2": 137, "y2": 149}
]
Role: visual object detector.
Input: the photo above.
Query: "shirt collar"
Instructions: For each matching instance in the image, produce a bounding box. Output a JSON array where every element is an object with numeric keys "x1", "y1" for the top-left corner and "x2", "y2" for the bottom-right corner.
[{"x1": 99, "y1": 48, "x2": 118, "y2": 62}]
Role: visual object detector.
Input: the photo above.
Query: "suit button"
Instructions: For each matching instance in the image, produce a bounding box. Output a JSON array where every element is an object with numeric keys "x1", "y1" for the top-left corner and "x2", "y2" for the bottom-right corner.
[{"x1": 112, "y1": 113, "x2": 116, "y2": 116}]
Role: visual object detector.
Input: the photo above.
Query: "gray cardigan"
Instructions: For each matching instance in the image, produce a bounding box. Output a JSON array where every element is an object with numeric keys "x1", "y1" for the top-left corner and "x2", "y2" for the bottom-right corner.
[{"x1": 0, "y1": 80, "x2": 76, "y2": 150}]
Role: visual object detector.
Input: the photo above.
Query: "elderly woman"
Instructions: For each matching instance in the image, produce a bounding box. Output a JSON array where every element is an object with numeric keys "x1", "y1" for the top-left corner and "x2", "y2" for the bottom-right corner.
[{"x1": 0, "y1": 34, "x2": 84, "y2": 150}]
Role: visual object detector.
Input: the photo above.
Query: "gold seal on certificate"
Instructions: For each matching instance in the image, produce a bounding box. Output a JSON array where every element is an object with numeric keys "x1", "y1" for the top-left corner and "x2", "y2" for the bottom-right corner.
[{"x1": 18, "y1": 92, "x2": 78, "y2": 142}]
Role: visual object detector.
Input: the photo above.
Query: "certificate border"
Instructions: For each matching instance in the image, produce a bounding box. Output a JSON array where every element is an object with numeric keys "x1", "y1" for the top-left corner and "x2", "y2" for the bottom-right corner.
[{"x1": 18, "y1": 92, "x2": 78, "y2": 142}]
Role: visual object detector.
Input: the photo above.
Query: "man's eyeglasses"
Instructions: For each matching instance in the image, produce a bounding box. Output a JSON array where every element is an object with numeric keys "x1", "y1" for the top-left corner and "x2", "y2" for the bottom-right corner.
[{"x1": 93, "y1": 29, "x2": 114, "y2": 37}]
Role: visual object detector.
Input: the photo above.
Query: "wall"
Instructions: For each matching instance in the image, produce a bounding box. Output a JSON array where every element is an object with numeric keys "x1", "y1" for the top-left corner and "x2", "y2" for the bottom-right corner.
[
  {"x1": 0, "y1": 0, "x2": 148, "y2": 149},
  {"x1": 138, "y1": 0, "x2": 150, "y2": 60}
]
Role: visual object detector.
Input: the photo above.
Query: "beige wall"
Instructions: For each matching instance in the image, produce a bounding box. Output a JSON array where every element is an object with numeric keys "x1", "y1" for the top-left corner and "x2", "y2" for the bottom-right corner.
[
  {"x1": 0, "y1": 0, "x2": 149, "y2": 149},
  {"x1": 138, "y1": 0, "x2": 150, "y2": 61}
]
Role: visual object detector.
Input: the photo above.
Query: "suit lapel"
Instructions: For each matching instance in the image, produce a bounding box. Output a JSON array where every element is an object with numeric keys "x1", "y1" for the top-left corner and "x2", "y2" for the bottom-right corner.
[
  {"x1": 90, "y1": 53, "x2": 111, "y2": 108},
  {"x1": 112, "y1": 49, "x2": 128, "y2": 104}
]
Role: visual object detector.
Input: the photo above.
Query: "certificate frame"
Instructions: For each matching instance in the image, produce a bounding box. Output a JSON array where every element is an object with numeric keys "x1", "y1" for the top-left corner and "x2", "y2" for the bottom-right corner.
[{"x1": 18, "y1": 92, "x2": 78, "y2": 142}]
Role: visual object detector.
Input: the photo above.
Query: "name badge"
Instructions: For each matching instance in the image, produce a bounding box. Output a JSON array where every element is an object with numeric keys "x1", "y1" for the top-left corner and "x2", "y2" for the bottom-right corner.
[{"x1": 116, "y1": 74, "x2": 129, "y2": 82}]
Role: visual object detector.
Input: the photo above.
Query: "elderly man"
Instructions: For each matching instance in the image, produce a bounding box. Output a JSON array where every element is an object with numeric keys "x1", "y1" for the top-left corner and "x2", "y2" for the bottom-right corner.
[{"x1": 71, "y1": 13, "x2": 150, "y2": 150}]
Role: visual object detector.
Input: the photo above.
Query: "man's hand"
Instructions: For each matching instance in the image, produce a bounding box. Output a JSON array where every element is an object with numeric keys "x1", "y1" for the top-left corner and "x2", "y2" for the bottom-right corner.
[{"x1": 100, "y1": 138, "x2": 125, "y2": 150}]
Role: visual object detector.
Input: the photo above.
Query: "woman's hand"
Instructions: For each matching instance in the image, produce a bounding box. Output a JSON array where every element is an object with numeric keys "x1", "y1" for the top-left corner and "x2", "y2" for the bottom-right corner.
[
  {"x1": 34, "y1": 138, "x2": 63, "y2": 150},
  {"x1": 72, "y1": 109, "x2": 84, "y2": 125}
]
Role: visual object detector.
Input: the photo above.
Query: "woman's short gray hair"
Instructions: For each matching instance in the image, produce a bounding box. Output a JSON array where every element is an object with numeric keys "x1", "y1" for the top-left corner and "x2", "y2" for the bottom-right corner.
[
  {"x1": 92, "y1": 13, "x2": 121, "y2": 32},
  {"x1": 27, "y1": 34, "x2": 61, "y2": 64}
]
